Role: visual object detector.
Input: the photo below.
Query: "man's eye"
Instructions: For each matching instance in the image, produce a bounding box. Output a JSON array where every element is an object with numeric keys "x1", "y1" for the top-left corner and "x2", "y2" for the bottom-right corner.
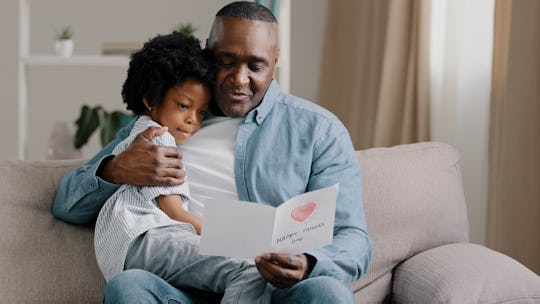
[
  {"x1": 249, "y1": 64, "x2": 264, "y2": 72},
  {"x1": 219, "y1": 59, "x2": 234, "y2": 67}
]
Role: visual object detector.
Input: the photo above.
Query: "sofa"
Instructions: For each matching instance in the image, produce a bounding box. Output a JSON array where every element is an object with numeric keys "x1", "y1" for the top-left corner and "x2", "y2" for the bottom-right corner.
[{"x1": 0, "y1": 142, "x2": 539, "y2": 303}]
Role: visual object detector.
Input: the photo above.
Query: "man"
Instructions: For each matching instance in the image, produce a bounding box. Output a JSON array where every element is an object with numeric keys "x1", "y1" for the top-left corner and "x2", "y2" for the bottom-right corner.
[{"x1": 53, "y1": 2, "x2": 371, "y2": 303}]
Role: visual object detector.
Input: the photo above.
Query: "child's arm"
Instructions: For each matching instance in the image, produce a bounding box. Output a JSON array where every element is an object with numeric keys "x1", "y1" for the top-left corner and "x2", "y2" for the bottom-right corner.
[{"x1": 156, "y1": 195, "x2": 202, "y2": 235}]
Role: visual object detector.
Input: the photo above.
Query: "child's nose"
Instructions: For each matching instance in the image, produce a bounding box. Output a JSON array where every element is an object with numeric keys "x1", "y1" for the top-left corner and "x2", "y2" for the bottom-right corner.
[{"x1": 186, "y1": 111, "x2": 199, "y2": 125}]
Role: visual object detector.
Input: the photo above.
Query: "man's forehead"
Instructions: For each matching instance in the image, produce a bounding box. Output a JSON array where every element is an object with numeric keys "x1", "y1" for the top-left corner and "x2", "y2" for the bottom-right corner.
[{"x1": 212, "y1": 16, "x2": 278, "y2": 44}]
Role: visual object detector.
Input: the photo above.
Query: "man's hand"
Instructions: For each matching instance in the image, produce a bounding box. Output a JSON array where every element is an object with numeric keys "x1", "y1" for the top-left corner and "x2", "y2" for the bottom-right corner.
[
  {"x1": 98, "y1": 126, "x2": 185, "y2": 186},
  {"x1": 255, "y1": 253, "x2": 315, "y2": 289}
]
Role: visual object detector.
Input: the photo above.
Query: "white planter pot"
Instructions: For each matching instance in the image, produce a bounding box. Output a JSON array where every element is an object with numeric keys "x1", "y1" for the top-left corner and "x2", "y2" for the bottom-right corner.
[
  {"x1": 47, "y1": 121, "x2": 82, "y2": 160},
  {"x1": 55, "y1": 39, "x2": 74, "y2": 57}
]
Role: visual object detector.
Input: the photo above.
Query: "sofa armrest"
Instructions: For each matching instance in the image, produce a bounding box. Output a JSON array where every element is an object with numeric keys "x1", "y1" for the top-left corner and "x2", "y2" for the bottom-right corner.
[{"x1": 392, "y1": 243, "x2": 540, "y2": 304}]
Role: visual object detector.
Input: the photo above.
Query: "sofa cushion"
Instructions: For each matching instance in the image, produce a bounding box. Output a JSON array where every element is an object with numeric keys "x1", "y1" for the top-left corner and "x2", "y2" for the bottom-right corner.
[
  {"x1": 0, "y1": 159, "x2": 104, "y2": 303},
  {"x1": 392, "y1": 243, "x2": 540, "y2": 303},
  {"x1": 352, "y1": 142, "x2": 469, "y2": 300}
]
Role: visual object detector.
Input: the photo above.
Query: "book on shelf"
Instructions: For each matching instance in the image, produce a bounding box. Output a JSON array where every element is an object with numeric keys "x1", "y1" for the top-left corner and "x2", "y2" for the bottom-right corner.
[{"x1": 101, "y1": 42, "x2": 142, "y2": 56}]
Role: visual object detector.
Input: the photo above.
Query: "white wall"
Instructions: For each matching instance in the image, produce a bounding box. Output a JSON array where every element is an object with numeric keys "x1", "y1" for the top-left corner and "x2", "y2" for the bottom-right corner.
[
  {"x1": 290, "y1": 0, "x2": 327, "y2": 102},
  {"x1": 0, "y1": 1, "x2": 20, "y2": 159},
  {"x1": 25, "y1": 0, "x2": 232, "y2": 159},
  {"x1": 1, "y1": 0, "x2": 326, "y2": 160}
]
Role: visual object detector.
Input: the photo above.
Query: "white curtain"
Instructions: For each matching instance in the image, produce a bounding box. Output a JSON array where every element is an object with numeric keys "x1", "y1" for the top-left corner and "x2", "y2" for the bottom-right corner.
[{"x1": 429, "y1": 0, "x2": 495, "y2": 245}]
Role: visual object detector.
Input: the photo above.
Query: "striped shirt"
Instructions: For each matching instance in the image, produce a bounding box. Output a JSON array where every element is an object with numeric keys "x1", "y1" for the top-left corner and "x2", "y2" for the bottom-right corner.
[{"x1": 94, "y1": 115, "x2": 194, "y2": 282}]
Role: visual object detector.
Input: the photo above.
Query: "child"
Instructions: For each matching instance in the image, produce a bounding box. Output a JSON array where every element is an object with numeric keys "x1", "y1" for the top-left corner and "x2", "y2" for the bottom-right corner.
[{"x1": 94, "y1": 32, "x2": 268, "y2": 304}]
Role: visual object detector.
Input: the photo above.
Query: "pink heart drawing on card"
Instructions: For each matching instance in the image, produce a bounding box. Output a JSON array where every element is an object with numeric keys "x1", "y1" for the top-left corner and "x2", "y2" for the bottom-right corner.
[{"x1": 291, "y1": 202, "x2": 317, "y2": 222}]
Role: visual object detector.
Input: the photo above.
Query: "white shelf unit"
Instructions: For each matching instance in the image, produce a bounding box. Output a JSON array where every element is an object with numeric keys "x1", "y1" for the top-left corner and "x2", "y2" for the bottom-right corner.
[
  {"x1": 17, "y1": 0, "x2": 129, "y2": 159},
  {"x1": 20, "y1": 55, "x2": 129, "y2": 67},
  {"x1": 16, "y1": 0, "x2": 290, "y2": 160}
]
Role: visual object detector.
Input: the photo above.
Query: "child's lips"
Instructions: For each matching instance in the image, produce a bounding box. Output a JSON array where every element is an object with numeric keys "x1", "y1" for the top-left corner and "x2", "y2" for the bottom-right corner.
[{"x1": 177, "y1": 129, "x2": 194, "y2": 138}]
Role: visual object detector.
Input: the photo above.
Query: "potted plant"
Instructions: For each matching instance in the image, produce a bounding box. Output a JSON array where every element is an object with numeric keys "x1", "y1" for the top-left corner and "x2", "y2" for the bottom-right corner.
[
  {"x1": 176, "y1": 23, "x2": 198, "y2": 36},
  {"x1": 54, "y1": 26, "x2": 74, "y2": 57},
  {"x1": 74, "y1": 105, "x2": 134, "y2": 149}
]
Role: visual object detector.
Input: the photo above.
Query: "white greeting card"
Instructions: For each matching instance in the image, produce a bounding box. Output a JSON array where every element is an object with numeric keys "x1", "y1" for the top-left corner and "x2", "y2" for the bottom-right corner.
[{"x1": 199, "y1": 184, "x2": 338, "y2": 258}]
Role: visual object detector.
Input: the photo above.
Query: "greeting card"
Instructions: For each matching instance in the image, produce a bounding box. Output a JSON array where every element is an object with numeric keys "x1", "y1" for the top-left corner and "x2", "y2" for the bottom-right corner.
[{"x1": 199, "y1": 184, "x2": 338, "y2": 258}]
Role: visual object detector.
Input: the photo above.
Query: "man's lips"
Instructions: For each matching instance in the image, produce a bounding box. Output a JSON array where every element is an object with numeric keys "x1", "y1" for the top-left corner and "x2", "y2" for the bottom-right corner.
[
  {"x1": 224, "y1": 88, "x2": 251, "y2": 101},
  {"x1": 228, "y1": 92, "x2": 247, "y2": 100}
]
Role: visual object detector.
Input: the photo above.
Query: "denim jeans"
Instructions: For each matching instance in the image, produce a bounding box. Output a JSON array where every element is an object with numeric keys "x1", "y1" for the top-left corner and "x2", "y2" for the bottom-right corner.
[
  {"x1": 123, "y1": 227, "x2": 269, "y2": 304},
  {"x1": 104, "y1": 269, "x2": 355, "y2": 304}
]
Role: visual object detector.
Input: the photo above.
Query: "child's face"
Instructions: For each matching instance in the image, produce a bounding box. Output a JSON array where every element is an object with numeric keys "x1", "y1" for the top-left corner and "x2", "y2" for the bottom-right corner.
[{"x1": 146, "y1": 78, "x2": 211, "y2": 145}]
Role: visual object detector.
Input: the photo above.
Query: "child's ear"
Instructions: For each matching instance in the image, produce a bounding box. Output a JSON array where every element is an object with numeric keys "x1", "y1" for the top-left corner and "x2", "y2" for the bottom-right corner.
[{"x1": 142, "y1": 98, "x2": 152, "y2": 112}]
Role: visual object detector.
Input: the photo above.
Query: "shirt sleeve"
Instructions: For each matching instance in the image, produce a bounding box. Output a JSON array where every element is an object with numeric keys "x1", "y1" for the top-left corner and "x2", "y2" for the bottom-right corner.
[
  {"x1": 304, "y1": 119, "x2": 372, "y2": 283},
  {"x1": 51, "y1": 117, "x2": 137, "y2": 224}
]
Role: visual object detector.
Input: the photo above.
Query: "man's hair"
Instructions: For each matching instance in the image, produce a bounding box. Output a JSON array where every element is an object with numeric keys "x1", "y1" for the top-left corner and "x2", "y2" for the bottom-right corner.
[
  {"x1": 122, "y1": 31, "x2": 215, "y2": 114},
  {"x1": 216, "y1": 1, "x2": 277, "y2": 23}
]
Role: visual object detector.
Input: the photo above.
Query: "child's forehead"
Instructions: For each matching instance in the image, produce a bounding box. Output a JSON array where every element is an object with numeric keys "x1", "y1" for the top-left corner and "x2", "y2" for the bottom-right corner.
[{"x1": 164, "y1": 81, "x2": 211, "y2": 103}]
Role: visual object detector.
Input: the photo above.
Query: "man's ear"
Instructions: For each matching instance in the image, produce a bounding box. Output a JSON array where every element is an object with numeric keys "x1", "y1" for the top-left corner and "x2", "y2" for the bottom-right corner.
[{"x1": 272, "y1": 48, "x2": 280, "y2": 78}]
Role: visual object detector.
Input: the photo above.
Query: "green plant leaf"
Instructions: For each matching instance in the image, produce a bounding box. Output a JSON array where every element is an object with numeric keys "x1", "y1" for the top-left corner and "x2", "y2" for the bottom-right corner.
[
  {"x1": 74, "y1": 105, "x2": 134, "y2": 148},
  {"x1": 177, "y1": 23, "x2": 198, "y2": 36},
  {"x1": 74, "y1": 105, "x2": 100, "y2": 149},
  {"x1": 55, "y1": 26, "x2": 73, "y2": 40},
  {"x1": 99, "y1": 111, "x2": 134, "y2": 147}
]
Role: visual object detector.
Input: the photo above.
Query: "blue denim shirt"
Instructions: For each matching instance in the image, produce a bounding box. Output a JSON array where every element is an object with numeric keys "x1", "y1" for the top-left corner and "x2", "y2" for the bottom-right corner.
[{"x1": 52, "y1": 80, "x2": 371, "y2": 283}]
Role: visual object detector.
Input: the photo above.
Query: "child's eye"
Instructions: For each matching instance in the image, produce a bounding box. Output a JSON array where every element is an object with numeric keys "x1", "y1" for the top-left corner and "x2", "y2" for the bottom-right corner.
[
  {"x1": 199, "y1": 110, "x2": 209, "y2": 119},
  {"x1": 178, "y1": 103, "x2": 188, "y2": 110}
]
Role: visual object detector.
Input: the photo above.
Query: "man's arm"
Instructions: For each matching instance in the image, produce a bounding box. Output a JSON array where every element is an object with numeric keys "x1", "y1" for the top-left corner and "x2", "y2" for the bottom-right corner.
[
  {"x1": 52, "y1": 119, "x2": 185, "y2": 224},
  {"x1": 303, "y1": 120, "x2": 371, "y2": 283},
  {"x1": 98, "y1": 127, "x2": 186, "y2": 186},
  {"x1": 256, "y1": 120, "x2": 371, "y2": 287}
]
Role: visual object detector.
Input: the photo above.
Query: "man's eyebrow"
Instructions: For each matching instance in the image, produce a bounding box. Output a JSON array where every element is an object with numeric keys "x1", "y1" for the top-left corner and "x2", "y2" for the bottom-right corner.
[
  {"x1": 216, "y1": 51, "x2": 234, "y2": 57},
  {"x1": 216, "y1": 51, "x2": 268, "y2": 64}
]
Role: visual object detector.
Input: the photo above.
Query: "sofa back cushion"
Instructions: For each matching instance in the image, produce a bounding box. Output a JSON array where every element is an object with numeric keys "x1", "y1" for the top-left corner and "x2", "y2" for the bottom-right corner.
[
  {"x1": 351, "y1": 142, "x2": 469, "y2": 302},
  {"x1": 0, "y1": 159, "x2": 104, "y2": 303}
]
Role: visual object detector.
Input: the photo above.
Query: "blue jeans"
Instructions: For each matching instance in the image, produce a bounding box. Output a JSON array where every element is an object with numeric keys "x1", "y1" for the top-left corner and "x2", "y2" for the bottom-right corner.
[
  {"x1": 104, "y1": 269, "x2": 354, "y2": 304},
  {"x1": 124, "y1": 227, "x2": 269, "y2": 303}
]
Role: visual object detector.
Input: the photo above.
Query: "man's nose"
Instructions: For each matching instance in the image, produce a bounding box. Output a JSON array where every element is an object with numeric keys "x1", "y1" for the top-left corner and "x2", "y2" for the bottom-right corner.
[{"x1": 230, "y1": 64, "x2": 249, "y2": 87}]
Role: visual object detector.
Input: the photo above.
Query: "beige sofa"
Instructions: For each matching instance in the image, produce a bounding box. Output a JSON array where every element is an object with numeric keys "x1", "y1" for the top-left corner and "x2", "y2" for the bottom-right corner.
[{"x1": 1, "y1": 142, "x2": 539, "y2": 303}]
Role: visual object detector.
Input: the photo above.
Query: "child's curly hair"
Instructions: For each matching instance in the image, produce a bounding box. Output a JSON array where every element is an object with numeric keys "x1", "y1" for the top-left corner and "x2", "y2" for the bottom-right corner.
[{"x1": 122, "y1": 31, "x2": 215, "y2": 114}]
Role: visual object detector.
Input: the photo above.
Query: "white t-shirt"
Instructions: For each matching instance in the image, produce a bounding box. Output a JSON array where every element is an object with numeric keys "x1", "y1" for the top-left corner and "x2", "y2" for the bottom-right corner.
[{"x1": 181, "y1": 117, "x2": 243, "y2": 217}]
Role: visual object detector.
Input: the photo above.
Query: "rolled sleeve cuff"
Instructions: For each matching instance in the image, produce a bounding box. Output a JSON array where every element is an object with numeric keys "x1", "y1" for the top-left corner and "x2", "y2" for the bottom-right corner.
[
  {"x1": 304, "y1": 249, "x2": 333, "y2": 279},
  {"x1": 90, "y1": 154, "x2": 121, "y2": 196}
]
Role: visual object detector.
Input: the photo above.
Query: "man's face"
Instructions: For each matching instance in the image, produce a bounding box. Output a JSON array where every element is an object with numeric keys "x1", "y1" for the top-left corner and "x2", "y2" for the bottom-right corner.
[{"x1": 209, "y1": 17, "x2": 279, "y2": 117}]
